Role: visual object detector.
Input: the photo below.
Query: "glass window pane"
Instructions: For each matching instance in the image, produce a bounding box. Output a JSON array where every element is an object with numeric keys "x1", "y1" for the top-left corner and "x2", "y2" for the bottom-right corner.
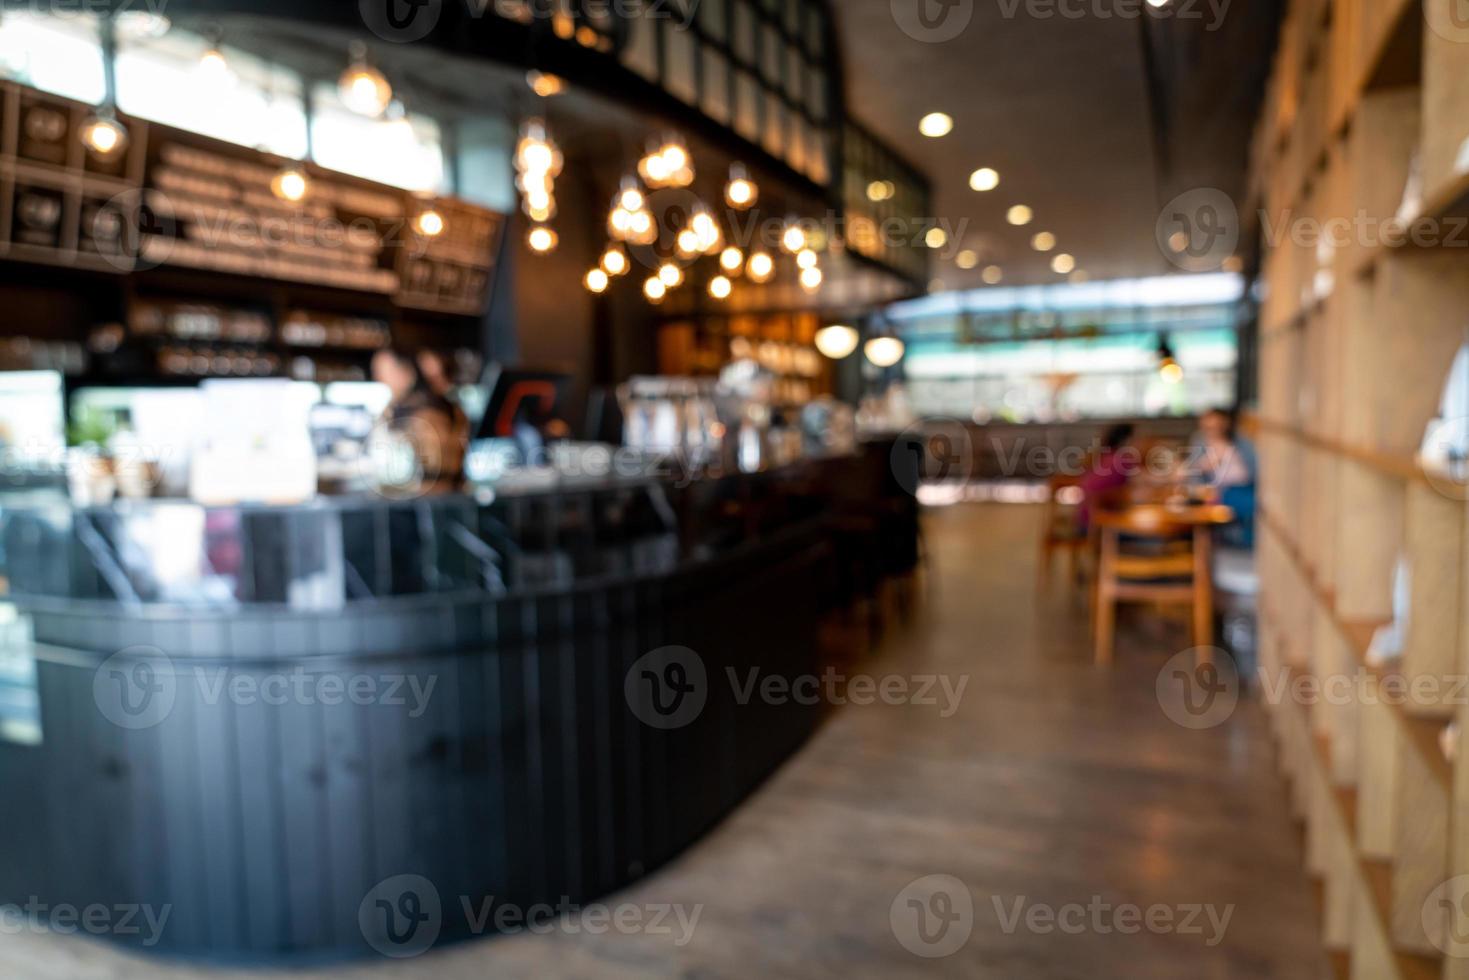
[
  {"x1": 762, "y1": 93, "x2": 784, "y2": 157},
  {"x1": 701, "y1": 49, "x2": 730, "y2": 124},
  {"x1": 0, "y1": 12, "x2": 106, "y2": 105},
  {"x1": 621, "y1": 11, "x2": 659, "y2": 81},
  {"x1": 785, "y1": 46, "x2": 803, "y2": 101},
  {"x1": 310, "y1": 84, "x2": 445, "y2": 193},
  {"x1": 732, "y1": 1, "x2": 756, "y2": 64},
  {"x1": 761, "y1": 25, "x2": 781, "y2": 84},
  {"x1": 806, "y1": 5, "x2": 825, "y2": 57},
  {"x1": 807, "y1": 67, "x2": 827, "y2": 121},
  {"x1": 734, "y1": 71, "x2": 760, "y2": 142},
  {"x1": 699, "y1": 0, "x2": 726, "y2": 41},
  {"x1": 665, "y1": 22, "x2": 697, "y2": 104},
  {"x1": 116, "y1": 31, "x2": 308, "y2": 160}
]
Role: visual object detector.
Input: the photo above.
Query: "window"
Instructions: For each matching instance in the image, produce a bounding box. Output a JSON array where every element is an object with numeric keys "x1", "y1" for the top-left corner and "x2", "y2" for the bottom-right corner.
[
  {"x1": 0, "y1": 11, "x2": 106, "y2": 105},
  {"x1": 310, "y1": 84, "x2": 447, "y2": 194},
  {"x1": 116, "y1": 31, "x2": 309, "y2": 160}
]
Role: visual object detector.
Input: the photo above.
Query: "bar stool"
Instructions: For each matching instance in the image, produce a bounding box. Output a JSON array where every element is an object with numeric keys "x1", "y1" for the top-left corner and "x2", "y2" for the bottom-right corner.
[{"x1": 1092, "y1": 504, "x2": 1232, "y2": 666}]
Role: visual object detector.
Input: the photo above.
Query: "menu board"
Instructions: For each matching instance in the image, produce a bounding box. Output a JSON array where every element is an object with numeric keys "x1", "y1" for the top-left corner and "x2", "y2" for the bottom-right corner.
[{"x1": 0, "y1": 81, "x2": 505, "y2": 317}]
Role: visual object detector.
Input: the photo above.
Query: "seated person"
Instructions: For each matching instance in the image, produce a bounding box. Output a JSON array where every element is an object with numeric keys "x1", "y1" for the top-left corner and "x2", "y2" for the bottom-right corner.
[
  {"x1": 1190, "y1": 408, "x2": 1256, "y2": 547},
  {"x1": 1077, "y1": 423, "x2": 1136, "y2": 531}
]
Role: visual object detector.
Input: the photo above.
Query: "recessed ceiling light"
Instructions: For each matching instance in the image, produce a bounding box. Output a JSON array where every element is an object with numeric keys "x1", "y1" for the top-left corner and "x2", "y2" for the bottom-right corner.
[
  {"x1": 969, "y1": 168, "x2": 999, "y2": 192},
  {"x1": 956, "y1": 249, "x2": 979, "y2": 269},
  {"x1": 982, "y1": 265, "x2": 1003, "y2": 284},
  {"x1": 925, "y1": 227, "x2": 948, "y2": 249},
  {"x1": 1051, "y1": 253, "x2": 1076, "y2": 274},
  {"x1": 1007, "y1": 205, "x2": 1033, "y2": 226},
  {"x1": 919, "y1": 113, "x2": 953, "y2": 138},
  {"x1": 1031, "y1": 231, "x2": 1056, "y2": 252}
]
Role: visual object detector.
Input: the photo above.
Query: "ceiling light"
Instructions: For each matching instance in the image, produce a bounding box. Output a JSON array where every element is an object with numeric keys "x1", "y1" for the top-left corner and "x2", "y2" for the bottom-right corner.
[
  {"x1": 982, "y1": 265, "x2": 1003, "y2": 284},
  {"x1": 601, "y1": 246, "x2": 629, "y2": 276},
  {"x1": 677, "y1": 229, "x2": 702, "y2": 257},
  {"x1": 866, "y1": 180, "x2": 895, "y2": 202},
  {"x1": 338, "y1": 42, "x2": 392, "y2": 117},
  {"x1": 799, "y1": 266, "x2": 823, "y2": 292},
  {"x1": 864, "y1": 337, "x2": 906, "y2": 368},
  {"x1": 270, "y1": 166, "x2": 309, "y2": 203},
  {"x1": 691, "y1": 209, "x2": 722, "y2": 252},
  {"x1": 585, "y1": 268, "x2": 609, "y2": 293},
  {"x1": 526, "y1": 70, "x2": 564, "y2": 97},
  {"x1": 796, "y1": 248, "x2": 819, "y2": 270},
  {"x1": 725, "y1": 164, "x2": 758, "y2": 209},
  {"x1": 640, "y1": 136, "x2": 693, "y2": 188},
  {"x1": 80, "y1": 110, "x2": 129, "y2": 158},
  {"x1": 1031, "y1": 231, "x2": 1056, "y2": 252},
  {"x1": 814, "y1": 324, "x2": 860, "y2": 360},
  {"x1": 115, "y1": 12, "x2": 171, "y2": 40},
  {"x1": 956, "y1": 249, "x2": 979, "y2": 270},
  {"x1": 748, "y1": 251, "x2": 775, "y2": 283},
  {"x1": 627, "y1": 209, "x2": 655, "y2": 245},
  {"x1": 925, "y1": 227, "x2": 948, "y2": 249},
  {"x1": 918, "y1": 112, "x2": 953, "y2": 138},
  {"x1": 969, "y1": 168, "x2": 1000, "y2": 192},
  {"x1": 1007, "y1": 205, "x2": 1033, "y2": 226},
  {"x1": 720, "y1": 246, "x2": 744, "y2": 273},
  {"x1": 527, "y1": 225, "x2": 558, "y2": 253},
  {"x1": 412, "y1": 207, "x2": 445, "y2": 237},
  {"x1": 515, "y1": 120, "x2": 561, "y2": 177},
  {"x1": 644, "y1": 277, "x2": 667, "y2": 302},
  {"x1": 198, "y1": 45, "x2": 231, "y2": 81},
  {"x1": 618, "y1": 184, "x2": 644, "y2": 213},
  {"x1": 658, "y1": 262, "x2": 683, "y2": 287},
  {"x1": 782, "y1": 224, "x2": 807, "y2": 254},
  {"x1": 709, "y1": 275, "x2": 732, "y2": 299},
  {"x1": 1051, "y1": 253, "x2": 1076, "y2": 274}
]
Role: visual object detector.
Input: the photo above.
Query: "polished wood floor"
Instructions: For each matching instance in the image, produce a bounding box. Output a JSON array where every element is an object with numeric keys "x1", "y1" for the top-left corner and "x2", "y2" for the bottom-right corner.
[{"x1": 4, "y1": 503, "x2": 1329, "y2": 978}]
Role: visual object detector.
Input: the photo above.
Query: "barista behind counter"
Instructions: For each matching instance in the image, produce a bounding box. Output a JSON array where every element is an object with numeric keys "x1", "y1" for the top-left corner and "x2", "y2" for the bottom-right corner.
[{"x1": 369, "y1": 348, "x2": 468, "y2": 496}]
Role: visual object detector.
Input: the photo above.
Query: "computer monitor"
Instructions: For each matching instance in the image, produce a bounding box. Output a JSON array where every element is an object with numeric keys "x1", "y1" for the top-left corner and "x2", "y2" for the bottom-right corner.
[{"x1": 475, "y1": 365, "x2": 569, "y2": 440}]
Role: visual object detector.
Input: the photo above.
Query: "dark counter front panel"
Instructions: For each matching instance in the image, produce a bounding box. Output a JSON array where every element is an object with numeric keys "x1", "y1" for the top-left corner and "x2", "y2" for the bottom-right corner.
[{"x1": 0, "y1": 448, "x2": 918, "y2": 962}]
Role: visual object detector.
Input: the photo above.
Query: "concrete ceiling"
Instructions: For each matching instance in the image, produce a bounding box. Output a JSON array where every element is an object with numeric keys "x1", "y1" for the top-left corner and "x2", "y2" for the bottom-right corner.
[{"x1": 833, "y1": 0, "x2": 1279, "y2": 290}]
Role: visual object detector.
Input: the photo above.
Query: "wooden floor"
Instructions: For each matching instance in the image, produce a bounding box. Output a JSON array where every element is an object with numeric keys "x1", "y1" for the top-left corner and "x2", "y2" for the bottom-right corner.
[{"x1": 4, "y1": 503, "x2": 1329, "y2": 979}]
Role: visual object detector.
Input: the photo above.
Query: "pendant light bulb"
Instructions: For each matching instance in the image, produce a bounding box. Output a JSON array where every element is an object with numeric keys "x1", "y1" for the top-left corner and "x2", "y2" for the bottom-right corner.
[{"x1": 338, "y1": 41, "x2": 392, "y2": 117}]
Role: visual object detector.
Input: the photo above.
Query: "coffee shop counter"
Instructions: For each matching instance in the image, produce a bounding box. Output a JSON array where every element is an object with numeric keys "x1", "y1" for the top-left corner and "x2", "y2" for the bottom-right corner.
[{"x1": 0, "y1": 445, "x2": 918, "y2": 963}]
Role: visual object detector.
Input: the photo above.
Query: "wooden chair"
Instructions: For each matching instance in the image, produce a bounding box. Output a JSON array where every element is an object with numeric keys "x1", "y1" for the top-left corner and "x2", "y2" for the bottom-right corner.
[
  {"x1": 1092, "y1": 504, "x2": 1230, "y2": 666},
  {"x1": 1037, "y1": 474, "x2": 1087, "y2": 589}
]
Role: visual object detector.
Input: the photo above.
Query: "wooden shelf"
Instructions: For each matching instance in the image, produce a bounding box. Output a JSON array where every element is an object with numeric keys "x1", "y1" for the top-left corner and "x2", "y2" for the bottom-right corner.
[
  {"x1": 1248, "y1": 415, "x2": 1428, "y2": 487},
  {"x1": 1357, "y1": 0, "x2": 1423, "y2": 97},
  {"x1": 1264, "y1": 609, "x2": 1447, "y2": 980},
  {"x1": 1352, "y1": 169, "x2": 1469, "y2": 280},
  {"x1": 1258, "y1": 507, "x2": 1453, "y2": 793}
]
